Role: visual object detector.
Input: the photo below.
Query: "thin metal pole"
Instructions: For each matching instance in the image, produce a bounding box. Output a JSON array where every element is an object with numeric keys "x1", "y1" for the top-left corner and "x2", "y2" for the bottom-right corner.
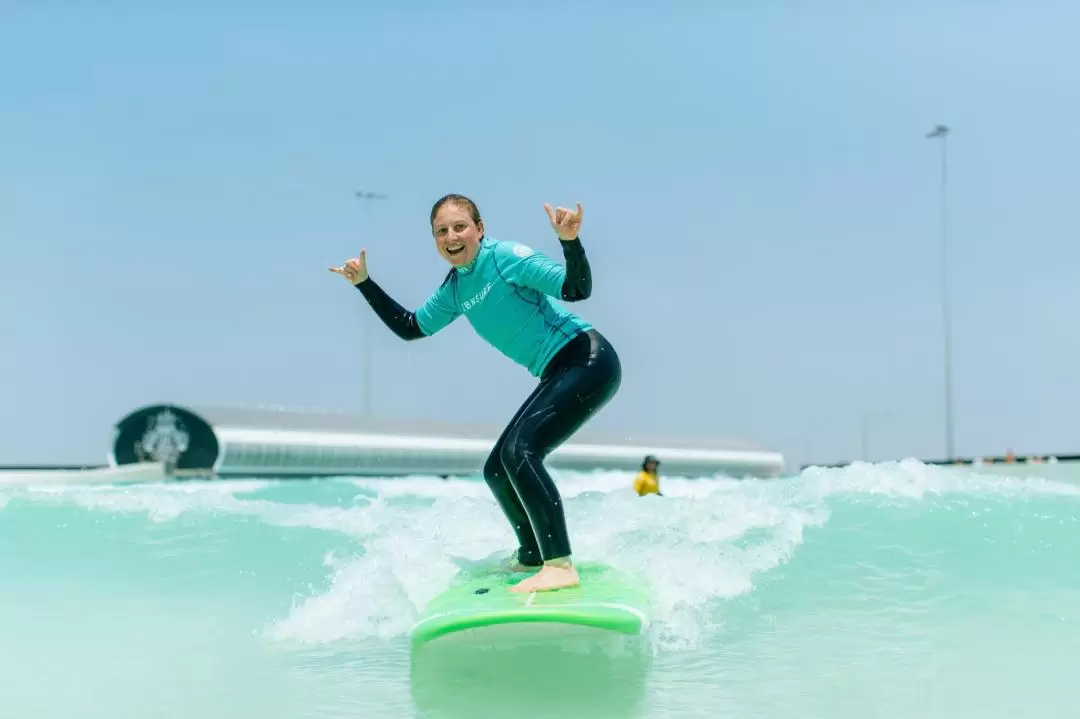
[
  {"x1": 861, "y1": 414, "x2": 870, "y2": 462},
  {"x1": 354, "y1": 190, "x2": 388, "y2": 419},
  {"x1": 925, "y1": 125, "x2": 954, "y2": 460},
  {"x1": 860, "y1": 410, "x2": 891, "y2": 462}
]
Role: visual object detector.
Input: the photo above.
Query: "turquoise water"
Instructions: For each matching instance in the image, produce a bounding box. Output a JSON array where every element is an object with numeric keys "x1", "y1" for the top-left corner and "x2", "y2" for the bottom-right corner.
[{"x1": 2, "y1": 460, "x2": 1079, "y2": 718}]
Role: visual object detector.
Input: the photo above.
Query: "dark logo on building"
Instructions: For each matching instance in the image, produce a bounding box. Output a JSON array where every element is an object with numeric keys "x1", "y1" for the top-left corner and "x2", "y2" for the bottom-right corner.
[{"x1": 135, "y1": 409, "x2": 190, "y2": 467}]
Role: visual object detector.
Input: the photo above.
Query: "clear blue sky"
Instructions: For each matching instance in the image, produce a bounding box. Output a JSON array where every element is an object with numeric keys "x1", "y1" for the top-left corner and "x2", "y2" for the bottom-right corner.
[{"x1": 2, "y1": 2, "x2": 1078, "y2": 469}]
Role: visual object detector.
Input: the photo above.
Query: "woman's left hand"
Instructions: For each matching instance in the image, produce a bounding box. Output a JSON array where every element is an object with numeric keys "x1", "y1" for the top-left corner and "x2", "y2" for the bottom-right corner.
[{"x1": 544, "y1": 202, "x2": 583, "y2": 241}]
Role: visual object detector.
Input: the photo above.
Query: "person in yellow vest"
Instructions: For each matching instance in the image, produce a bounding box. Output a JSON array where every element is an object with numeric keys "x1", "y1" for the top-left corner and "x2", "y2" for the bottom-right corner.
[{"x1": 632, "y1": 455, "x2": 662, "y2": 496}]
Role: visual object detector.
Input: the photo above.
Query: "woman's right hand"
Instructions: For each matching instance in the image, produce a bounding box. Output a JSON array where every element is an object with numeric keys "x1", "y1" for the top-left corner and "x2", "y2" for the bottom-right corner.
[{"x1": 328, "y1": 249, "x2": 368, "y2": 285}]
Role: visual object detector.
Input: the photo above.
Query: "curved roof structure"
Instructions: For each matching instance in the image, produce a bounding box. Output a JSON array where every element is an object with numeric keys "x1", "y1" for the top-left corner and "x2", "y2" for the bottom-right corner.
[{"x1": 109, "y1": 402, "x2": 787, "y2": 479}]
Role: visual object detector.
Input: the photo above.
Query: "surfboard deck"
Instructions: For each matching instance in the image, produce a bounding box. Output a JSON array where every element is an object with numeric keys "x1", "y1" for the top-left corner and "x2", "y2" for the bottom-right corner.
[{"x1": 410, "y1": 561, "x2": 652, "y2": 648}]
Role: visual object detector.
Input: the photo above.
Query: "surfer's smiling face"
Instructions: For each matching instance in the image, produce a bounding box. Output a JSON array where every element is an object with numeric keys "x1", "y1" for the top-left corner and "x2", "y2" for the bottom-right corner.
[{"x1": 432, "y1": 201, "x2": 483, "y2": 267}]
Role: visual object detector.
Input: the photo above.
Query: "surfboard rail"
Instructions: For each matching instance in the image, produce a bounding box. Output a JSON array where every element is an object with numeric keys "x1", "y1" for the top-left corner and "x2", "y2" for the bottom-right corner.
[{"x1": 411, "y1": 600, "x2": 649, "y2": 646}]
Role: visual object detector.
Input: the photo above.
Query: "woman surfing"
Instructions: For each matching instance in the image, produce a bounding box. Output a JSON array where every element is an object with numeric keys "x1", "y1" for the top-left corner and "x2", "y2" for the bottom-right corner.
[{"x1": 329, "y1": 194, "x2": 622, "y2": 593}]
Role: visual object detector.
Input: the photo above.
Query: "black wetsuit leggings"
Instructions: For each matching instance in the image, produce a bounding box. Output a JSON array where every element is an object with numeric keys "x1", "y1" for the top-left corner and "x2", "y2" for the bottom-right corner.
[{"x1": 483, "y1": 328, "x2": 622, "y2": 567}]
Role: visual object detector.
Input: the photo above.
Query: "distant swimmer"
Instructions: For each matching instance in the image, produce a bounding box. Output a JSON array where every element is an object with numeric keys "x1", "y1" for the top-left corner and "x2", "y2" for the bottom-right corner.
[
  {"x1": 632, "y1": 454, "x2": 662, "y2": 496},
  {"x1": 329, "y1": 194, "x2": 621, "y2": 594}
]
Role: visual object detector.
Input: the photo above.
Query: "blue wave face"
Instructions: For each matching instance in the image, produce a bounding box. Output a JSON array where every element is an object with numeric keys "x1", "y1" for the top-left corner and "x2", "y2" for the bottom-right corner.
[{"x1": 1, "y1": 460, "x2": 1078, "y2": 718}]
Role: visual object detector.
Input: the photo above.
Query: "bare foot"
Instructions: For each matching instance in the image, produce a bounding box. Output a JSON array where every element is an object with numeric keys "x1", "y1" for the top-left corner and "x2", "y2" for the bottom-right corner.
[{"x1": 509, "y1": 561, "x2": 580, "y2": 593}]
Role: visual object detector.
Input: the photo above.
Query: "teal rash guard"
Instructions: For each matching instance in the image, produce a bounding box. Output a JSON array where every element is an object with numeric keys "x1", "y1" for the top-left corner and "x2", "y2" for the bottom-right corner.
[{"x1": 354, "y1": 236, "x2": 594, "y2": 377}]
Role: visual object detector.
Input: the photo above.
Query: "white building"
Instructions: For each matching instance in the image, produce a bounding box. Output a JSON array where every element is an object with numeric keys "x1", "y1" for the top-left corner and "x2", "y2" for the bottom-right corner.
[{"x1": 109, "y1": 402, "x2": 788, "y2": 479}]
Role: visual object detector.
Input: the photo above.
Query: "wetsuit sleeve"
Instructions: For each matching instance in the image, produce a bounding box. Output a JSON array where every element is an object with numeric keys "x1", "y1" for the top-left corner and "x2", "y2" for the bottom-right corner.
[
  {"x1": 558, "y1": 238, "x2": 592, "y2": 301},
  {"x1": 354, "y1": 277, "x2": 457, "y2": 340},
  {"x1": 498, "y1": 238, "x2": 593, "y2": 302}
]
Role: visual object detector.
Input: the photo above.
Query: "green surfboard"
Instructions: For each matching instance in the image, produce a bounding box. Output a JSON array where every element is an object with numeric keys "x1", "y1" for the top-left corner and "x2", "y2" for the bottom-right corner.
[{"x1": 410, "y1": 561, "x2": 652, "y2": 649}]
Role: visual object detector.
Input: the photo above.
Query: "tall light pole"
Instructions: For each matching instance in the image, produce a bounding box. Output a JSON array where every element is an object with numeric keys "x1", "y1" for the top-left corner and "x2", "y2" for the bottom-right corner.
[
  {"x1": 925, "y1": 124, "x2": 954, "y2": 461},
  {"x1": 354, "y1": 190, "x2": 388, "y2": 418},
  {"x1": 860, "y1": 410, "x2": 892, "y2": 462}
]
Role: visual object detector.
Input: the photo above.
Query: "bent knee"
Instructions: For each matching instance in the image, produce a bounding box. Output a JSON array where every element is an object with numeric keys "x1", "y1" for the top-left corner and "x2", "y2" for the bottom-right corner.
[
  {"x1": 482, "y1": 448, "x2": 505, "y2": 481},
  {"x1": 499, "y1": 432, "x2": 535, "y2": 473}
]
